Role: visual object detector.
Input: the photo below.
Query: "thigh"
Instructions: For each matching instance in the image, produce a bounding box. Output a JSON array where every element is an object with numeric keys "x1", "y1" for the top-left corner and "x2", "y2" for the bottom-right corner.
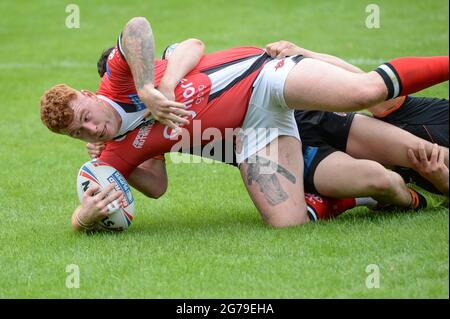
[
  {"x1": 313, "y1": 151, "x2": 389, "y2": 198},
  {"x1": 239, "y1": 135, "x2": 309, "y2": 228},
  {"x1": 346, "y1": 114, "x2": 437, "y2": 167},
  {"x1": 283, "y1": 58, "x2": 384, "y2": 112},
  {"x1": 302, "y1": 144, "x2": 337, "y2": 194}
]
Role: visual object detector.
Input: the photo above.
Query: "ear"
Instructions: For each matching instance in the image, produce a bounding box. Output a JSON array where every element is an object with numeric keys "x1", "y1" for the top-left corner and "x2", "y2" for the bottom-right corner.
[{"x1": 80, "y1": 90, "x2": 97, "y2": 98}]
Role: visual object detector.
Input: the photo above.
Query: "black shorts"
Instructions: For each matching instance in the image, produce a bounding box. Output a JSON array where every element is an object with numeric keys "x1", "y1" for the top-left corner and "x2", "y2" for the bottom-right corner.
[
  {"x1": 380, "y1": 96, "x2": 449, "y2": 147},
  {"x1": 298, "y1": 96, "x2": 448, "y2": 194},
  {"x1": 295, "y1": 111, "x2": 356, "y2": 193},
  {"x1": 382, "y1": 96, "x2": 449, "y2": 192}
]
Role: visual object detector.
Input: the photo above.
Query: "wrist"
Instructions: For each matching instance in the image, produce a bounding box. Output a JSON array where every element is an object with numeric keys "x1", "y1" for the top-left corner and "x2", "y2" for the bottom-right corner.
[
  {"x1": 75, "y1": 207, "x2": 96, "y2": 230},
  {"x1": 158, "y1": 77, "x2": 178, "y2": 92},
  {"x1": 136, "y1": 83, "x2": 155, "y2": 97}
]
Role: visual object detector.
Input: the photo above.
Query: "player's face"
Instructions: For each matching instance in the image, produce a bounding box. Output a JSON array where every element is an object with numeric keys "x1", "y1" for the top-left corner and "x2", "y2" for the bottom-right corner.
[{"x1": 63, "y1": 90, "x2": 120, "y2": 143}]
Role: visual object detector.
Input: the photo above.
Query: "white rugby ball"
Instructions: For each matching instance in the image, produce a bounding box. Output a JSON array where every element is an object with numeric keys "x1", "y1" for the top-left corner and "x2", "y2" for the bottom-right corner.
[{"x1": 76, "y1": 159, "x2": 135, "y2": 231}]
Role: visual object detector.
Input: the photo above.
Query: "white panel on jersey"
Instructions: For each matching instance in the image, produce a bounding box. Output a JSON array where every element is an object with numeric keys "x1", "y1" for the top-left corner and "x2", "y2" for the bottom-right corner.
[
  {"x1": 208, "y1": 55, "x2": 261, "y2": 96},
  {"x1": 97, "y1": 95, "x2": 148, "y2": 138}
]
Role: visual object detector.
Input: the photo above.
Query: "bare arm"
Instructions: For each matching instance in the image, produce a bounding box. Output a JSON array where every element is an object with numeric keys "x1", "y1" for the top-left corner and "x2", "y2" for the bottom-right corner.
[
  {"x1": 121, "y1": 17, "x2": 190, "y2": 129},
  {"x1": 127, "y1": 158, "x2": 168, "y2": 199},
  {"x1": 158, "y1": 38, "x2": 205, "y2": 100},
  {"x1": 266, "y1": 40, "x2": 363, "y2": 73}
]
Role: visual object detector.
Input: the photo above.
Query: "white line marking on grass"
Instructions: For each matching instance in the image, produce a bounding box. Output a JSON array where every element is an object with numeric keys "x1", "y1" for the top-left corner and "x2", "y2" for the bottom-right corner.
[
  {"x1": 347, "y1": 58, "x2": 385, "y2": 66},
  {"x1": 0, "y1": 58, "x2": 386, "y2": 70}
]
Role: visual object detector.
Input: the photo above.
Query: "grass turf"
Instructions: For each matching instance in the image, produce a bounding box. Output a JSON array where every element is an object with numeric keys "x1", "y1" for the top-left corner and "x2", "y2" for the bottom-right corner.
[{"x1": 0, "y1": 0, "x2": 448, "y2": 298}]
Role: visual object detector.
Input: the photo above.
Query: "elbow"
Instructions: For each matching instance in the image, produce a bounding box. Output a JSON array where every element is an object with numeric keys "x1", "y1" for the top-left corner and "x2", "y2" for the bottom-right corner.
[
  {"x1": 124, "y1": 17, "x2": 152, "y2": 36},
  {"x1": 152, "y1": 180, "x2": 168, "y2": 199},
  {"x1": 126, "y1": 16, "x2": 150, "y2": 28},
  {"x1": 140, "y1": 180, "x2": 168, "y2": 199},
  {"x1": 187, "y1": 38, "x2": 205, "y2": 53}
]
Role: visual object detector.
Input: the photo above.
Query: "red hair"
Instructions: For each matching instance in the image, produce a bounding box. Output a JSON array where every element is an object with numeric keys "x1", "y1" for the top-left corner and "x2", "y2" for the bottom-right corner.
[{"x1": 40, "y1": 84, "x2": 77, "y2": 133}]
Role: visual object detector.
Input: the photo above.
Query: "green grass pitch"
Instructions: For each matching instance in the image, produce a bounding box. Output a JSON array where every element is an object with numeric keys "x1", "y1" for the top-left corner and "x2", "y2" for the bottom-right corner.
[{"x1": 0, "y1": 0, "x2": 448, "y2": 298}]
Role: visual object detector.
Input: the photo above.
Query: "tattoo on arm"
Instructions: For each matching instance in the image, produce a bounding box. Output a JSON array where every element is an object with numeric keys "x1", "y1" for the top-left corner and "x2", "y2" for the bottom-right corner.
[
  {"x1": 245, "y1": 155, "x2": 296, "y2": 206},
  {"x1": 122, "y1": 18, "x2": 155, "y2": 91}
]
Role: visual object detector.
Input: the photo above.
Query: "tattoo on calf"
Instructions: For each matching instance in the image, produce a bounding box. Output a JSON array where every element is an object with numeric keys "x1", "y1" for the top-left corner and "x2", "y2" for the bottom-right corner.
[{"x1": 245, "y1": 155, "x2": 296, "y2": 206}]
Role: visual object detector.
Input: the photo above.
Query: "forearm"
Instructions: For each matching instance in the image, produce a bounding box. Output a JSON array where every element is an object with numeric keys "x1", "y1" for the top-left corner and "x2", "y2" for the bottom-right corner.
[
  {"x1": 159, "y1": 39, "x2": 205, "y2": 91},
  {"x1": 128, "y1": 159, "x2": 168, "y2": 198},
  {"x1": 304, "y1": 49, "x2": 364, "y2": 73},
  {"x1": 121, "y1": 17, "x2": 155, "y2": 93}
]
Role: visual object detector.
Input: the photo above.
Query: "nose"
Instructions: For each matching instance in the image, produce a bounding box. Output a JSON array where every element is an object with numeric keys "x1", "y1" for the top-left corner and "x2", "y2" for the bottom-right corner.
[{"x1": 83, "y1": 122, "x2": 98, "y2": 136}]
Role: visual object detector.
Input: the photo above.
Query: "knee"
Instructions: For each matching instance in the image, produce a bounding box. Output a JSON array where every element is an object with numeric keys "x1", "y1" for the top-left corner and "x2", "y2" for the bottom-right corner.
[
  {"x1": 364, "y1": 164, "x2": 398, "y2": 196},
  {"x1": 351, "y1": 87, "x2": 383, "y2": 110},
  {"x1": 263, "y1": 209, "x2": 310, "y2": 228}
]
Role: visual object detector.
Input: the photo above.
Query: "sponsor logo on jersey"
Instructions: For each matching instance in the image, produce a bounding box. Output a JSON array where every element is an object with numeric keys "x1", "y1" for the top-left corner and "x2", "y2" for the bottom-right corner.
[
  {"x1": 133, "y1": 124, "x2": 152, "y2": 149},
  {"x1": 162, "y1": 77, "x2": 207, "y2": 140},
  {"x1": 275, "y1": 59, "x2": 285, "y2": 71},
  {"x1": 128, "y1": 94, "x2": 147, "y2": 111}
]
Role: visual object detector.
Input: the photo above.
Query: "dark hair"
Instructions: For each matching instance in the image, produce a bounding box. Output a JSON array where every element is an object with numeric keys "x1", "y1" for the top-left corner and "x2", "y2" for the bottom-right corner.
[{"x1": 97, "y1": 47, "x2": 114, "y2": 77}]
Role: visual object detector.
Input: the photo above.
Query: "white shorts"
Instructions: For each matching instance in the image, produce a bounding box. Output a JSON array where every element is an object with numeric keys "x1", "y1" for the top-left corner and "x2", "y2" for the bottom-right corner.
[{"x1": 235, "y1": 55, "x2": 303, "y2": 164}]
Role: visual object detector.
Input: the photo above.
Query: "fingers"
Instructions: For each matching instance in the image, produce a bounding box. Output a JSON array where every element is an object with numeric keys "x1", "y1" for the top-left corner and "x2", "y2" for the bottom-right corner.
[
  {"x1": 165, "y1": 112, "x2": 190, "y2": 126},
  {"x1": 94, "y1": 183, "x2": 122, "y2": 214},
  {"x1": 149, "y1": 108, "x2": 191, "y2": 128},
  {"x1": 418, "y1": 142, "x2": 428, "y2": 163},
  {"x1": 86, "y1": 142, "x2": 105, "y2": 159},
  {"x1": 166, "y1": 101, "x2": 187, "y2": 109},
  {"x1": 144, "y1": 110, "x2": 152, "y2": 119},
  {"x1": 266, "y1": 42, "x2": 278, "y2": 57},
  {"x1": 99, "y1": 191, "x2": 125, "y2": 215},
  {"x1": 97, "y1": 183, "x2": 116, "y2": 199},
  {"x1": 266, "y1": 40, "x2": 296, "y2": 58},
  {"x1": 84, "y1": 184, "x2": 100, "y2": 197},
  {"x1": 408, "y1": 148, "x2": 420, "y2": 167},
  {"x1": 161, "y1": 119, "x2": 179, "y2": 131},
  {"x1": 438, "y1": 145, "x2": 445, "y2": 165},
  {"x1": 277, "y1": 48, "x2": 292, "y2": 59},
  {"x1": 430, "y1": 143, "x2": 439, "y2": 165}
]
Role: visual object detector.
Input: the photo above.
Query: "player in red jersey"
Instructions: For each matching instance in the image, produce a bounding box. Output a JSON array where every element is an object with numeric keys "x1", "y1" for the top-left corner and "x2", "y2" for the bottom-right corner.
[{"x1": 40, "y1": 17, "x2": 449, "y2": 230}]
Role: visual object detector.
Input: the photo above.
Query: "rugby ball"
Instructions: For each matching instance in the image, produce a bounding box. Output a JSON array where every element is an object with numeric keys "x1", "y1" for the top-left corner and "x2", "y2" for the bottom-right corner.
[{"x1": 76, "y1": 159, "x2": 135, "y2": 231}]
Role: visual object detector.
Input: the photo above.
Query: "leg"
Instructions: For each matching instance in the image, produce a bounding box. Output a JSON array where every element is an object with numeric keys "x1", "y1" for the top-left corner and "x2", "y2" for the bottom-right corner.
[
  {"x1": 284, "y1": 58, "x2": 386, "y2": 112},
  {"x1": 239, "y1": 136, "x2": 309, "y2": 228},
  {"x1": 313, "y1": 151, "x2": 413, "y2": 207},
  {"x1": 283, "y1": 56, "x2": 448, "y2": 112},
  {"x1": 346, "y1": 114, "x2": 449, "y2": 168}
]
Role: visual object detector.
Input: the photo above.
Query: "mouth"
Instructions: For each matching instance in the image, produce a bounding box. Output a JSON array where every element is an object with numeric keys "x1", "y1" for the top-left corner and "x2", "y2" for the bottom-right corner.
[{"x1": 99, "y1": 124, "x2": 107, "y2": 139}]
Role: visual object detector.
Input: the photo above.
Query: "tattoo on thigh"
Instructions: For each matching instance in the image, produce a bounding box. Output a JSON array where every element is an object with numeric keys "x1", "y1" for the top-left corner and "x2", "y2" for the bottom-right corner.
[{"x1": 245, "y1": 155, "x2": 296, "y2": 206}]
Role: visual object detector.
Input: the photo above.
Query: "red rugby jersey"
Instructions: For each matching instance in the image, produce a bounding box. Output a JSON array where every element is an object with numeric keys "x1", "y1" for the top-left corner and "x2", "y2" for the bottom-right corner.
[{"x1": 97, "y1": 39, "x2": 271, "y2": 177}]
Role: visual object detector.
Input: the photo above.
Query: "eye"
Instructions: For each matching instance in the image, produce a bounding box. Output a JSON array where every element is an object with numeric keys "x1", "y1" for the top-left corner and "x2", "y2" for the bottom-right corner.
[
  {"x1": 74, "y1": 129, "x2": 81, "y2": 137},
  {"x1": 84, "y1": 113, "x2": 89, "y2": 122}
]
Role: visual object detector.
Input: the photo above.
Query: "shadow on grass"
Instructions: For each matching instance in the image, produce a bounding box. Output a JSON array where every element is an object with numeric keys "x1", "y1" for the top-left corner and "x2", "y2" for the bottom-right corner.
[{"x1": 75, "y1": 205, "x2": 448, "y2": 238}]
